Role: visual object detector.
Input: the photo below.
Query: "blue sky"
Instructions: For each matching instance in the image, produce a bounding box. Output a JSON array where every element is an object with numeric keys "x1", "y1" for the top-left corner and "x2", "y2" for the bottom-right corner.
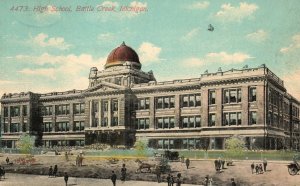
[{"x1": 1, "y1": 0, "x2": 300, "y2": 99}]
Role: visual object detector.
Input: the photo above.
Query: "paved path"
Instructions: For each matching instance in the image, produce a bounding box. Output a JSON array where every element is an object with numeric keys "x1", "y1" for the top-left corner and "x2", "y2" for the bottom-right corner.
[{"x1": 0, "y1": 173, "x2": 201, "y2": 186}]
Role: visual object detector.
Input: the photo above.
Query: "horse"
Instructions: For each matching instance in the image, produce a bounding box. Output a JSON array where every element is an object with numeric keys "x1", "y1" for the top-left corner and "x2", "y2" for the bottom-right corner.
[{"x1": 135, "y1": 159, "x2": 155, "y2": 173}]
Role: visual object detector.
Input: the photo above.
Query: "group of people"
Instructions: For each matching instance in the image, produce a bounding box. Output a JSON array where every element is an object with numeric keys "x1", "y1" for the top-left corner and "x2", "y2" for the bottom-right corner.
[
  {"x1": 214, "y1": 158, "x2": 226, "y2": 172},
  {"x1": 251, "y1": 159, "x2": 268, "y2": 175},
  {"x1": 110, "y1": 164, "x2": 127, "y2": 186},
  {"x1": 75, "y1": 155, "x2": 84, "y2": 166},
  {"x1": 48, "y1": 165, "x2": 58, "y2": 177},
  {"x1": 166, "y1": 173, "x2": 182, "y2": 186}
]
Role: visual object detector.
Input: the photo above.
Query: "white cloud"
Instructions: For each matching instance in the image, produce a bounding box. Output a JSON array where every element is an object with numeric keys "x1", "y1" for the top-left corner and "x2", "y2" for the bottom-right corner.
[
  {"x1": 280, "y1": 34, "x2": 300, "y2": 53},
  {"x1": 183, "y1": 52, "x2": 252, "y2": 67},
  {"x1": 32, "y1": 33, "x2": 71, "y2": 50},
  {"x1": 98, "y1": 33, "x2": 115, "y2": 41},
  {"x1": 215, "y1": 2, "x2": 258, "y2": 22},
  {"x1": 246, "y1": 29, "x2": 268, "y2": 42},
  {"x1": 18, "y1": 68, "x2": 56, "y2": 80},
  {"x1": 187, "y1": 1, "x2": 209, "y2": 10},
  {"x1": 138, "y1": 42, "x2": 162, "y2": 64},
  {"x1": 283, "y1": 69, "x2": 300, "y2": 100},
  {"x1": 181, "y1": 28, "x2": 200, "y2": 41}
]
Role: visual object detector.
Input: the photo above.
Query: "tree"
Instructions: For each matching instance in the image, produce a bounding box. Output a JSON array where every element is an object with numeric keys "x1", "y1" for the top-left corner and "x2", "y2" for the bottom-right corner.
[
  {"x1": 133, "y1": 138, "x2": 148, "y2": 157},
  {"x1": 225, "y1": 135, "x2": 245, "y2": 159},
  {"x1": 16, "y1": 134, "x2": 35, "y2": 154}
]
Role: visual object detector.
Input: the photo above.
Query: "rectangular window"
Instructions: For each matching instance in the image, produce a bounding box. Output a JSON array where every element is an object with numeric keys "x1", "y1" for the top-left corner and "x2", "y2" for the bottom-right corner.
[
  {"x1": 56, "y1": 122, "x2": 69, "y2": 132},
  {"x1": 208, "y1": 113, "x2": 216, "y2": 127},
  {"x1": 156, "y1": 96, "x2": 175, "y2": 109},
  {"x1": 10, "y1": 123, "x2": 20, "y2": 133},
  {"x1": 249, "y1": 87, "x2": 257, "y2": 102},
  {"x1": 181, "y1": 116, "x2": 201, "y2": 128},
  {"x1": 74, "y1": 121, "x2": 85, "y2": 131},
  {"x1": 156, "y1": 117, "x2": 175, "y2": 129},
  {"x1": 111, "y1": 117, "x2": 118, "y2": 126},
  {"x1": 137, "y1": 98, "x2": 150, "y2": 110},
  {"x1": 237, "y1": 112, "x2": 242, "y2": 125},
  {"x1": 56, "y1": 105, "x2": 70, "y2": 115},
  {"x1": 135, "y1": 118, "x2": 150, "y2": 130},
  {"x1": 10, "y1": 106, "x2": 20, "y2": 117},
  {"x1": 43, "y1": 122, "x2": 53, "y2": 132},
  {"x1": 23, "y1": 105, "x2": 28, "y2": 116},
  {"x1": 101, "y1": 117, "x2": 108, "y2": 127},
  {"x1": 74, "y1": 103, "x2": 85, "y2": 114},
  {"x1": 229, "y1": 113, "x2": 237, "y2": 125},
  {"x1": 181, "y1": 94, "x2": 201, "y2": 108},
  {"x1": 209, "y1": 91, "x2": 216, "y2": 105},
  {"x1": 223, "y1": 112, "x2": 242, "y2": 126},
  {"x1": 42, "y1": 106, "x2": 53, "y2": 116},
  {"x1": 250, "y1": 111, "x2": 257, "y2": 125},
  {"x1": 4, "y1": 107, "x2": 8, "y2": 117},
  {"x1": 112, "y1": 100, "x2": 118, "y2": 112},
  {"x1": 223, "y1": 88, "x2": 242, "y2": 104},
  {"x1": 102, "y1": 100, "x2": 108, "y2": 112},
  {"x1": 223, "y1": 113, "x2": 229, "y2": 126},
  {"x1": 22, "y1": 123, "x2": 27, "y2": 132}
]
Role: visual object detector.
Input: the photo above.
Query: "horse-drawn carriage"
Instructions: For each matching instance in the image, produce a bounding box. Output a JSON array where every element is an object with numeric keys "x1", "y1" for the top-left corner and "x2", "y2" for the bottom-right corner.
[
  {"x1": 288, "y1": 154, "x2": 300, "y2": 176},
  {"x1": 135, "y1": 157, "x2": 171, "y2": 174},
  {"x1": 164, "y1": 150, "x2": 180, "y2": 161}
]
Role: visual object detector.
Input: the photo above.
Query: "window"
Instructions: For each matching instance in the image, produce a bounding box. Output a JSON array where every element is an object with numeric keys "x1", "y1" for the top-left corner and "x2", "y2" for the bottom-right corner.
[
  {"x1": 209, "y1": 91, "x2": 216, "y2": 105},
  {"x1": 41, "y1": 106, "x2": 53, "y2": 116},
  {"x1": 136, "y1": 98, "x2": 150, "y2": 110},
  {"x1": 74, "y1": 103, "x2": 85, "y2": 114},
  {"x1": 208, "y1": 113, "x2": 216, "y2": 127},
  {"x1": 56, "y1": 122, "x2": 69, "y2": 132},
  {"x1": 10, "y1": 106, "x2": 20, "y2": 117},
  {"x1": 10, "y1": 123, "x2": 20, "y2": 133},
  {"x1": 93, "y1": 101, "x2": 99, "y2": 113},
  {"x1": 102, "y1": 100, "x2": 108, "y2": 112},
  {"x1": 223, "y1": 88, "x2": 242, "y2": 104},
  {"x1": 22, "y1": 123, "x2": 27, "y2": 132},
  {"x1": 249, "y1": 87, "x2": 257, "y2": 102},
  {"x1": 101, "y1": 117, "x2": 108, "y2": 127},
  {"x1": 74, "y1": 121, "x2": 84, "y2": 131},
  {"x1": 23, "y1": 105, "x2": 27, "y2": 116},
  {"x1": 181, "y1": 94, "x2": 201, "y2": 107},
  {"x1": 135, "y1": 118, "x2": 150, "y2": 130},
  {"x1": 56, "y1": 105, "x2": 70, "y2": 115},
  {"x1": 112, "y1": 99, "x2": 118, "y2": 112},
  {"x1": 43, "y1": 122, "x2": 53, "y2": 132},
  {"x1": 223, "y1": 112, "x2": 242, "y2": 126},
  {"x1": 249, "y1": 111, "x2": 257, "y2": 125},
  {"x1": 111, "y1": 117, "x2": 118, "y2": 126},
  {"x1": 156, "y1": 117, "x2": 175, "y2": 129},
  {"x1": 4, "y1": 107, "x2": 8, "y2": 117},
  {"x1": 181, "y1": 116, "x2": 201, "y2": 128},
  {"x1": 156, "y1": 96, "x2": 175, "y2": 109}
]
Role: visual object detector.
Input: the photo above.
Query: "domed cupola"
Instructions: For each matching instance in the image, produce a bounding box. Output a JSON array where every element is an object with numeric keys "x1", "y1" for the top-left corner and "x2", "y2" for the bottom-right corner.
[{"x1": 105, "y1": 42, "x2": 141, "y2": 70}]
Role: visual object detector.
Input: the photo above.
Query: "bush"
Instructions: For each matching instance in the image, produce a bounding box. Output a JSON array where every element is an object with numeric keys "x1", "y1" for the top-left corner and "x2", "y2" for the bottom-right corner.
[
  {"x1": 16, "y1": 134, "x2": 35, "y2": 154},
  {"x1": 225, "y1": 135, "x2": 245, "y2": 159}
]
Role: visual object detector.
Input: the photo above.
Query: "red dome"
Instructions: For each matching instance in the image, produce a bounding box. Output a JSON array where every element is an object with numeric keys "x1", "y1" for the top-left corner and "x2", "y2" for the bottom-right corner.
[{"x1": 105, "y1": 42, "x2": 140, "y2": 69}]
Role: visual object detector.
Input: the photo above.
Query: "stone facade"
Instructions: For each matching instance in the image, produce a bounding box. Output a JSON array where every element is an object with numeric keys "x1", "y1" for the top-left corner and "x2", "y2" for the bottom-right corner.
[{"x1": 1, "y1": 43, "x2": 300, "y2": 150}]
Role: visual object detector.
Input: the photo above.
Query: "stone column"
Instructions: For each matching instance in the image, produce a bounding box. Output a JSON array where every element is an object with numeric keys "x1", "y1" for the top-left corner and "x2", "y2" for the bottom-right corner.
[
  {"x1": 118, "y1": 97, "x2": 125, "y2": 126},
  {"x1": 89, "y1": 101, "x2": 93, "y2": 127},
  {"x1": 108, "y1": 98, "x2": 111, "y2": 127},
  {"x1": 99, "y1": 99, "x2": 102, "y2": 127},
  {"x1": 175, "y1": 94, "x2": 181, "y2": 128},
  {"x1": 215, "y1": 88, "x2": 222, "y2": 126},
  {"x1": 8, "y1": 106, "x2": 11, "y2": 133},
  {"x1": 69, "y1": 103, "x2": 74, "y2": 131},
  {"x1": 149, "y1": 96, "x2": 155, "y2": 129},
  {"x1": 257, "y1": 85, "x2": 265, "y2": 125},
  {"x1": 242, "y1": 86, "x2": 249, "y2": 126},
  {"x1": 202, "y1": 88, "x2": 209, "y2": 127},
  {"x1": 52, "y1": 105, "x2": 56, "y2": 132},
  {"x1": 0, "y1": 106, "x2": 4, "y2": 133}
]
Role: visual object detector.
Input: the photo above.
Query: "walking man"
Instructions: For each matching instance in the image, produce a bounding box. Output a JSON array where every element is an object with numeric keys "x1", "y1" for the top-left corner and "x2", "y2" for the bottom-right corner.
[
  {"x1": 121, "y1": 164, "x2": 127, "y2": 182},
  {"x1": 155, "y1": 166, "x2": 161, "y2": 183},
  {"x1": 185, "y1": 158, "x2": 190, "y2": 169},
  {"x1": 176, "y1": 173, "x2": 182, "y2": 186},
  {"x1": 53, "y1": 165, "x2": 58, "y2": 177},
  {"x1": 263, "y1": 158, "x2": 268, "y2": 172},
  {"x1": 64, "y1": 172, "x2": 69, "y2": 186},
  {"x1": 48, "y1": 166, "x2": 53, "y2": 177},
  {"x1": 111, "y1": 171, "x2": 117, "y2": 186},
  {"x1": 6, "y1": 157, "x2": 9, "y2": 164},
  {"x1": 251, "y1": 162, "x2": 255, "y2": 174},
  {"x1": 167, "y1": 174, "x2": 172, "y2": 186}
]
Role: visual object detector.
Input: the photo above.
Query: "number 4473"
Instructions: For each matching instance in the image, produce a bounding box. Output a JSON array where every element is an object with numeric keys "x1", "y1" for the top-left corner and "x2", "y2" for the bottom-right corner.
[{"x1": 10, "y1": 6, "x2": 29, "y2": 11}]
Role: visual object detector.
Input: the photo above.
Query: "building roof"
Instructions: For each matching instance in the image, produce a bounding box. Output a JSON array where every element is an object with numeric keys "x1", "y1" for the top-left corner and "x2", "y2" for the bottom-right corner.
[{"x1": 105, "y1": 42, "x2": 140, "y2": 69}]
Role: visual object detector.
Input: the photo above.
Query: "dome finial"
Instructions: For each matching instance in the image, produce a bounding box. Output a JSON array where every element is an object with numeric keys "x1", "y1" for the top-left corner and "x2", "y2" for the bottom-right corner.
[{"x1": 121, "y1": 41, "x2": 126, "y2": 46}]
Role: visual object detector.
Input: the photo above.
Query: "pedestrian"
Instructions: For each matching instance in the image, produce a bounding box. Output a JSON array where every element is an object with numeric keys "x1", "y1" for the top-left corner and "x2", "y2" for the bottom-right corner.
[
  {"x1": 209, "y1": 177, "x2": 213, "y2": 186},
  {"x1": 76, "y1": 155, "x2": 79, "y2": 166},
  {"x1": 170, "y1": 175, "x2": 175, "y2": 186},
  {"x1": 111, "y1": 171, "x2": 117, "y2": 186},
  {"x1": 48, "y1": 166, "x2": 53, "y2": 177},
  {"x1": 231, "y1": 178, "x2": 237, "y2": 186},
  {"x1": 251, "y1": 162, "x2": 255, "y2": 174},
  {"x1": 204, "y1": 175, "x2": 209, "y2": 186},
  {"x1": 155, "y1": 166, "x2": 161, "y2": 183},
  {"x1": 214, "y1": 159, "x2": 219, "y2": 172},
  {"x1": 263, "y1": 158, "x2": 268, "y2": 172},
  {"x1": 65, "y1": 152, "x2": 69, "y2": 161},
  {"x1": 221, "y1": 159, "x2": 225, "y2": 169},
  {"x1": 255, "y1": 164, "x2": 259, "y2": 174},
  {"x1": 259, "y1": 164, "x2": 263, "y2": 174},
  {"x1": 176, "y1": 173, "x2": 182, "y2": 186},
  {"x1": 121, "y1": 164, "x2": 127, "y2": 182},
  {"x1": 53, "y1": 165, "x2": 58, "y2": 177},
  {"x1": 185, "y1": 158, "x2": 190, "y2": 169},
  {"x1": 64, "y1": 172, "x2": 68, "y2": 186},
  {"x1": 6, "y1": 157, "x2": 9, "y2": 164},
  {"x1": 167, "y1": 174, "x2": 172, "y2": 186}
]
